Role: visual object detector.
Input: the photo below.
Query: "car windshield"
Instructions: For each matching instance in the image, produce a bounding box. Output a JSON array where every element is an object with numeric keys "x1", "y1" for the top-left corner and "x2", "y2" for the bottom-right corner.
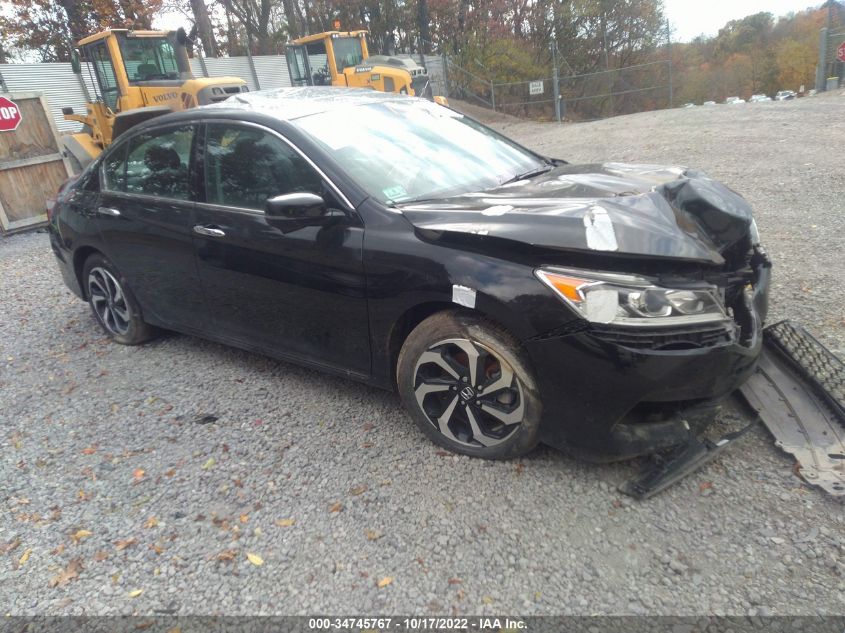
[
  {"x1": 120, "y1": 37, "x2": 180, "y2": 83},
  {"x1": 292, "y1": 99, "x2": 545, "y2": 204}
]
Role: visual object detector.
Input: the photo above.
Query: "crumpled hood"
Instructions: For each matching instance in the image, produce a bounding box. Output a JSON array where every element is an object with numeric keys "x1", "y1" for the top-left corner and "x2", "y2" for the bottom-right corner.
[{"x1": 399, "y1": 163, "x2": 754, "y2": 265}]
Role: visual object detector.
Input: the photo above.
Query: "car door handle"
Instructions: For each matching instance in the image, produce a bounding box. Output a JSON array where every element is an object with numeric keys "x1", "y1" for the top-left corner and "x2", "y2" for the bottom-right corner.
[
  {"x1": 193, "y1": 225, "x2": 226, "y2": 237},
  {"x1": 97, "y1": 206, "x2": 121, "y2": 217}
]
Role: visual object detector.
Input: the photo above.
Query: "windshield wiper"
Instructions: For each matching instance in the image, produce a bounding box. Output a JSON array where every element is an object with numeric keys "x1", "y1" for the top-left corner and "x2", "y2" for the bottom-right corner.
[{"x1": 501, "y1": 162, "x2": 555, "y2": 185}]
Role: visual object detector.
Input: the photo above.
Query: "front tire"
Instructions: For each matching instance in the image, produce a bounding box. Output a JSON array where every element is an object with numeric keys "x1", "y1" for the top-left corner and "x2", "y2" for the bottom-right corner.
[
  {"x1": 397, "y1": 311, "x2": 541, "y2": 459},
  {"x1": 82, "y1": 253, "x2": 155, "y2": 345}
]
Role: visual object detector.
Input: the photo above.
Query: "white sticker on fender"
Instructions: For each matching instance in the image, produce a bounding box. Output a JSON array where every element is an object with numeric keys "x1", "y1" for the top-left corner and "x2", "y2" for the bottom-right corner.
[
  {"x1": 452, "y1": 285, "x2": 477, "y2": 308},
  {"x1": 583, "y1": 206, "x2": 618, "y2": 251}
]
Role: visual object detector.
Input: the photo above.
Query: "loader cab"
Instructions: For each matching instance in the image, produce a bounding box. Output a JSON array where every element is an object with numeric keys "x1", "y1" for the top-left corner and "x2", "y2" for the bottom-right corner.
[{"x1": 286, "y1": 31, "x2": 370, "y2": 88}]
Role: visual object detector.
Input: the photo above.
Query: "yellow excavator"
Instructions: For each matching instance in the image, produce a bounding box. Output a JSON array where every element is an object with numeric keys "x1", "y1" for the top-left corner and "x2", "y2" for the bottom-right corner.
[
  {"x1": 62, "y1": 28, "x2": 248, "y2": 171},
  {"x1": 285, "y1": 28, "x2": 447, "y2": 105}
]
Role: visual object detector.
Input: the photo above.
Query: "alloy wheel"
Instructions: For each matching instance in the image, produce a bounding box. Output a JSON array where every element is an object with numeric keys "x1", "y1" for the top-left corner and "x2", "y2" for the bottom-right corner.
[
  {"x1": 413, "y1": 338, "x2": 525, "y2": 447},
  {"x1": 87, "y1": 267, "x2": 131, "y2": 336}
]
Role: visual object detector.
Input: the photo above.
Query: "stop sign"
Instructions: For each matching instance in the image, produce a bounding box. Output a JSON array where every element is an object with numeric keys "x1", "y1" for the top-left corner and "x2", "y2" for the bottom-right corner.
[
  {"x1": 0, "y1": 96, "x2": 22, "y2": 132},
  {"x1": 838, "y1": 41, "x2": 845, "y2": 63}
]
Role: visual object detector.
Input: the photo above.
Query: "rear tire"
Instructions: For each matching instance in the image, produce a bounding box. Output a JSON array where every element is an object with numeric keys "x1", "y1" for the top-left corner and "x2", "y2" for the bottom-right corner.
[
  {"x1": 82, "y1": 253, "x2": 155, "y2": 345},
  {"x1": 397, "y1": 310, "x2": 541, "y2": 459}
]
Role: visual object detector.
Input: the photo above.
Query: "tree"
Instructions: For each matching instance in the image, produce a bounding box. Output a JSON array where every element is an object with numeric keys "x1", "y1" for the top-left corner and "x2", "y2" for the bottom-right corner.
[
  {"x1": 218, "y1": 0, "x2": 285, "y2": 54},
  {"x1": 0, "y1": 0, "x2": 162, "y2": 61},
  {"x1": 189, "y1": 0, "x2": 220, "y2": 56}
]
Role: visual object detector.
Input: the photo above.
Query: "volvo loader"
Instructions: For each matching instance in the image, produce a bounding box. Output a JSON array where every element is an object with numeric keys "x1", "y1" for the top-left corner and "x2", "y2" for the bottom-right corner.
[{"x1": 62, "y1": 28, "x2": 248, "y2": 171}]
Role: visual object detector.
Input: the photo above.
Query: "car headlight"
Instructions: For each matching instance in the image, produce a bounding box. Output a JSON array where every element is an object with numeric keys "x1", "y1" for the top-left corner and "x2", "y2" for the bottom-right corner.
[{"x1": 535, "y1": 267, "x2": 729, "y2": 327}]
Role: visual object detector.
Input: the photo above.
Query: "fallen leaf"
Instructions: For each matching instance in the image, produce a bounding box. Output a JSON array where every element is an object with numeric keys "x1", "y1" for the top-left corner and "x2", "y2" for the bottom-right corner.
[
  {"x1": 239, "y1": 514, "x2": 249, "y2": 524},
  {"x1": 328, "y1": 502, "x2": 343, "y2": 513},
  {"x1": 1, "y1": 538, "x2": 21, "y2": 554},
  {"x1": 71, "y1": 529, "x2": 92, "y2": 544},
  {"x1": 365, "y1": 529, "x2": 382, "y2": 541},
  {"x1": 246, "y1": 552, "x2": 264, "y2": 566},
  {"x1": 18, "y1": 548, "x2": 32, "y2": 566},
  {"x1": 216, "y1": 549, "x2": 237, "y2": 562},
  {"x1": 133, "y1": 468, "x2": 145, "y2": 481},
  {"x1": 699, "y1": 481, "x2": 713, "y2": 492},
  {"x1": 94, "y1": 551, "x2": 109, "y2": 561},
  {"x1": 114, "y1": 537, "x2": 137, "y2": 551},
  {"x1": 515, "y1": 463, "x2": 525, "y2": 475},
  {"x1": 51, "y1": 543, "x2": 65, "y2": 555},
  {"x1": 144, "y1": 516, "x2": 159, "y2": 529},
  {"x1": 164, "y1": 469, "x2": 176, "y2": 477},
  {"x1": 349, "y1": 484, "x2": 368, "y2": 496},
  {"x1": 81, "y1": 447, "x2": 97, "y2": 455},
  {"x1": 275, "y1": 518, "x2": 295, "y2": 527},
  {"x1": 49, "y1": 558, "x2": 83, "y2": 587},
  {"x1": 151, "y1": 543, "x2": 164, "y2": 555},
  {"x1": 11, "y1": 497, "x2": 31, "y2": 506},
  {"x1": 202, "y1": 458, "x2": 216, "y2": 470},
  {"x1": 127, "y1": 589, "x2": 144, "y2": 598},
  {"x1": 482, "y1": 595, "x2": 494, "y2": 605},
  {"x1": 435, "y1": 450, "x2": 450, "y2": 457},
  {"x1": 376, "y1": 576, "x2": 393, "y2": 588},
  {"x1": 448, "y1": 578, "x2": 462, "y2": 585}
]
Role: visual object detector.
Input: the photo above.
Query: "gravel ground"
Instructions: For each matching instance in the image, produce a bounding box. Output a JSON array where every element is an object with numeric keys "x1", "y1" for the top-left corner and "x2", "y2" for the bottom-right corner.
[{"x1": 2, "y1": 95, "x2": 844, "y2": 617}]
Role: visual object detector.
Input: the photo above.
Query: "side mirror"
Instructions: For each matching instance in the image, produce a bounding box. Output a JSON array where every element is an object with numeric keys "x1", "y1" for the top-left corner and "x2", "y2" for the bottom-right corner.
[
  {"x1": 71, "y1": 51, "x2": 81, "y2": 74},
  {"x1": 265, "y1": 192, "x2": 329, "y2": 233}
]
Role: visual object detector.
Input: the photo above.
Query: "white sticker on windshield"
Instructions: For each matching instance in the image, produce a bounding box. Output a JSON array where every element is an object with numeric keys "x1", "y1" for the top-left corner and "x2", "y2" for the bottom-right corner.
[
  {"x1": 583, "y1": 206, "x2": 618, "y2": 251},
  {"x1": 383, "y1": 185, "x2": 407, "y2": 201}
]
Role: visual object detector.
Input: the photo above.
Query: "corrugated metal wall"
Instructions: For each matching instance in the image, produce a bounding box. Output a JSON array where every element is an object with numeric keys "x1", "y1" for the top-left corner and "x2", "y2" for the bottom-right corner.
[
  {"x1": 251, "y1": 56, "x2": 291, "y2": 90},
  {"x1": 0, "y1": 63, "x2": 98, "y2": 133}
]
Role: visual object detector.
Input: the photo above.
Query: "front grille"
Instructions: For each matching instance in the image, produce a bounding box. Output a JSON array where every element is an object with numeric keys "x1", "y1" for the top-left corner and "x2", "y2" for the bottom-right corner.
[{"x1": 589, "y1": 322, "x2": 736, "y2": 350}]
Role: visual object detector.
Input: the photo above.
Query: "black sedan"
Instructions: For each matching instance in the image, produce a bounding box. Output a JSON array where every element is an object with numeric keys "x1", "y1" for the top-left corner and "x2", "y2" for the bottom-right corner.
[{"x1": 49, "y1": 87, "x2": 771, "y2": 461}]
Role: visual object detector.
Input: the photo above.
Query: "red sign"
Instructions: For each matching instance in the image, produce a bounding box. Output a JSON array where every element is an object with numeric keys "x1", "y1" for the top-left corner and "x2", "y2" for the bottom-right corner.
[
  {"x1": 838, "y1": 41, "x2": 845, "y2": 63},
  {"x1": 0, "y1": 96, "x2": 22, "y2": 132}
]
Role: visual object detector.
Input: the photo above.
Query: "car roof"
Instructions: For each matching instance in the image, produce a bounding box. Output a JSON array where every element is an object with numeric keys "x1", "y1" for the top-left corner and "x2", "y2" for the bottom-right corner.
[{"x1": 202, "y1": 86, "x2": 411, "y2": 121}]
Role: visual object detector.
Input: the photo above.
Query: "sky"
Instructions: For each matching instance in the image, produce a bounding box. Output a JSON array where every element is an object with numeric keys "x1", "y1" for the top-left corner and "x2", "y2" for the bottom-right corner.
[{"x1": 664, "y1": 0, "x2": 823, "y2": 41}]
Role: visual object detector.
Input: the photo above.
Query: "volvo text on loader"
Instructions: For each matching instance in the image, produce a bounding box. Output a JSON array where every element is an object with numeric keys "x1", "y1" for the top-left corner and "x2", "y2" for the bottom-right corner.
[{"x1": 62, "y1": 28, "x2": 248, "y2": 171}]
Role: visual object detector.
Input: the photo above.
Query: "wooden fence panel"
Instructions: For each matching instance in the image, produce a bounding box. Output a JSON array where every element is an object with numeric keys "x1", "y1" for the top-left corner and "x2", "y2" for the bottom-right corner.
[{"x1": 0, "y1": 91, "x2": 71, "y2": 234}]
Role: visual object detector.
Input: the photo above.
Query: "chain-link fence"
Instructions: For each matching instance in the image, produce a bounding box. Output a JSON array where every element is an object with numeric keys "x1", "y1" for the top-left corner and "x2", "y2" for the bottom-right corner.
[{"x1": 442, "y1": 55, "x2": 673, "y2": 122}]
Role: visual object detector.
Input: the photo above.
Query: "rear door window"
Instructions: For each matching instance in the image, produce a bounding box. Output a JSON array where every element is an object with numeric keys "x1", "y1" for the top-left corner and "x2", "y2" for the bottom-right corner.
[{"x1": 123, "y1": 125, "x2": 195, "y2": 200}]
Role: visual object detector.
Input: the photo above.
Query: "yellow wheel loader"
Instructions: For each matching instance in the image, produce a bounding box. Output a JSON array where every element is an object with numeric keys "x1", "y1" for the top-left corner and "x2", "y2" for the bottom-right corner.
[
  {"x1": 62, "y1": 28, "x2": 248, "y2": 171},
  {"x1": 285, "y1": 30, "x2": 447, "y2": 105}
]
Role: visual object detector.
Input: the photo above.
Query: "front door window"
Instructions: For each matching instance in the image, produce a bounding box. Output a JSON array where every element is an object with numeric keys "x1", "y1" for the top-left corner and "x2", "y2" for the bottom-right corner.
[{"x1": 203, "y1": 123, "x2": 321, "y2": 209}]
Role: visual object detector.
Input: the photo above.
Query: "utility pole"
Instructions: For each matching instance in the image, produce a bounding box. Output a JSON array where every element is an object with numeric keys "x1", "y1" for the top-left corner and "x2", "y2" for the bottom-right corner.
[
  {"x1": 550, "y1": 39, "x2": 561, "y2": 122},
  {"x1": 666, "y1": 19, "x2": 673, "y2": 108},
  {"x1": 600, "y1": 0, "x2": 613, "y2": 116}
]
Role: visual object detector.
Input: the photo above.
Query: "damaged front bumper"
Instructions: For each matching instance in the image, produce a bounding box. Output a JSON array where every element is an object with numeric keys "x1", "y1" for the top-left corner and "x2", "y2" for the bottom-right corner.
[{"x1": 526, "y1": 252, "x2": 771, "y2": 462}]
